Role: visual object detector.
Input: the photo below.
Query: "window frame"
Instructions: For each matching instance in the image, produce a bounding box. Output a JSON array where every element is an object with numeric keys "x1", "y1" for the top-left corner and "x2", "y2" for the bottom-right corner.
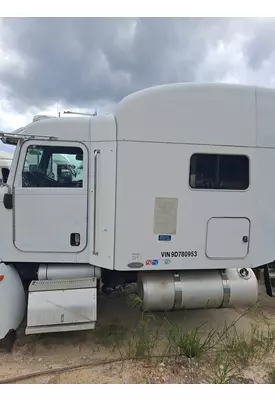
[
  {"x1": 189, "y1": 152, "x2": 250, "y2": 192},
  {"x1": 14, "y1": 139, "x2": 88, "y2": 190}
]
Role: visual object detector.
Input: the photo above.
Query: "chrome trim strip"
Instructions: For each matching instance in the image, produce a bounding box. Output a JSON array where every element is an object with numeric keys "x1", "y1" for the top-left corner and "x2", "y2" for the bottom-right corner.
[{"x1": 174, "y1": 272, "x2": 182, "y2": 310}]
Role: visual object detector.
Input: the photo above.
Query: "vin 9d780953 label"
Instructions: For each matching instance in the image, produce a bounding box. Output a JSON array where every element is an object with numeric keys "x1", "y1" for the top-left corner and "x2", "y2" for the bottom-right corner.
[{"x1": 161, "y1": 251, "x2": 197, "y2": 258}]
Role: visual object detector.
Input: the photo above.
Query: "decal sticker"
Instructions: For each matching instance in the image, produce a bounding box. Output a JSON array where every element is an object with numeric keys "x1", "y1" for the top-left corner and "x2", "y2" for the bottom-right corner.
[
  {"x1": 132, "y1": 253, "x2": 142, "y2": 261},
  {"x1": 146, "y1": 260, "x2": 152, "y2": 265},
  {"x1": 152, "y1": 260, "x2": 159, "y2": 266},
  {"x1": 154, "y1": 197, "x2": 178, "y2": 235},
  {"x1": 164, "y1": 259, "x2": 171, "y2": 265},
  {"x1": 161, "y1": 251, "x2": 198, "y2": 258},
  {"x1": 158, "y1": 235, "x2": 172, "y2": 242}
]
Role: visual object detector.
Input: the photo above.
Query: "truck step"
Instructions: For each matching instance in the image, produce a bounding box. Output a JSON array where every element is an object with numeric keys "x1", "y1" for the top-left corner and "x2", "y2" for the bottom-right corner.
[{"x1": 25, "y1": 277, "x2": 97, "y2": 335}]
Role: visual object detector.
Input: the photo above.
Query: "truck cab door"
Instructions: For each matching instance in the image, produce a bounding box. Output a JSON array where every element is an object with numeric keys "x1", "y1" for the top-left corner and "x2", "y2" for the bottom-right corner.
[{"x1": 13, "y1": 140, "x2": 88, "y2": 253}]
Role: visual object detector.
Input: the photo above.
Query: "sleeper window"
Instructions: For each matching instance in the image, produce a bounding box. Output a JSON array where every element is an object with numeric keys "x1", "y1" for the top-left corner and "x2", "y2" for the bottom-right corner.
[
  {"x1": 22, "y1": 145, "x2": 83, "y2": 188},
  {"x1": 189, "y1": 154, "x2": 249, "y2": 190}
]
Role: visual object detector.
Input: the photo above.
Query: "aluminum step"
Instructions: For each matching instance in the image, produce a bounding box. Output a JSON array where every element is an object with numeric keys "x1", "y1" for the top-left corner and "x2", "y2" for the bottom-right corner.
[{"x1": 26, "y1": 278, "x2": 97, "y2": 335}]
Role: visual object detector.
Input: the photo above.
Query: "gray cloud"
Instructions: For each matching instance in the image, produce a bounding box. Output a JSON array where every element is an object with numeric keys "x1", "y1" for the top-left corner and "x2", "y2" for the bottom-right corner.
[
  {"x1": 243, "y1": 20, "x2": 275, "y2": 70},
  {"x1": 1, "y1": 17, "x2": 275, "y2": 116}
]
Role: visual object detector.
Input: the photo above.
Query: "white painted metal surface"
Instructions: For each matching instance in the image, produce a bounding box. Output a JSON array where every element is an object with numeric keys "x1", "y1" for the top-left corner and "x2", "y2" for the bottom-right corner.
[
  {"x1": 0, "y1": 82, "x2": 274, "y2": 272},
  {"x1": 113, "y1": 142, "x2": 257, "y2": 271},
  {"x1": 0, "y1": 151, "x2": 13, "y2": 161},
  {"x1": 0, "y1": 264, "x2": 25, "y2": 340},
  {"x1": 25, "y1": 116, "x2": 91, "y2": 143},
  {"x1": 26, "y1": 278, "x2": 97, "y2": 335},
  {"x1": 206, "y1": 218, "x2": 250, "y2": 259},
  {"x1": 88, "y1": 141, "x2": 117, "y2": 269},
  {"x1": 0, "y1": 151, "x2": 12, "y2": 184},
  {"x1": 13, "y1": 140, "x2": 88, "y2": 253},
  {"x1": 256, "y1": 87, "x2": 275, "y2": 148},
  {"x1": 115, "y1": 83, "x2": 257, "y2": 146}
]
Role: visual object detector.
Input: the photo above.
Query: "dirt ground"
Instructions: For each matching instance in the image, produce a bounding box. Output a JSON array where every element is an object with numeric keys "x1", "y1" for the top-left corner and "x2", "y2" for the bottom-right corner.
[{"x1": 1, "y1": 278, "x2": 275, "y2": 384}]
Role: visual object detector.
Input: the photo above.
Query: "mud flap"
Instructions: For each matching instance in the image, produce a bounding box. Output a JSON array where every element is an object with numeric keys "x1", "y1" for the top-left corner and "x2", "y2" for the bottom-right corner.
[
  {"x1": 264, "y1": 265, "x2": 275, "y2": 297},
  {"x1": 0, "y1": 330, "x2": 16, "y2": 353}
]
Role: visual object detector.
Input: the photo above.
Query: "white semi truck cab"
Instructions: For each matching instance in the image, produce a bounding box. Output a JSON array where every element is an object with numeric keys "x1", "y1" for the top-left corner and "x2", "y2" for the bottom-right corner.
[
  {"x1": 1, "y1": 82, "x2": 275, "y2": 349},
  {"x1": 0, "y1": 151, "x2": 12, "y2": 185}
]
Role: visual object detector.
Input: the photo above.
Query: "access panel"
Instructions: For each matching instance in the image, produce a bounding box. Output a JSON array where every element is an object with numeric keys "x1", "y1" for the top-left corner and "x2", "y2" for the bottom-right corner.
[{"x1": 206, "y1": 217, "x2": 250, "y2": 259}]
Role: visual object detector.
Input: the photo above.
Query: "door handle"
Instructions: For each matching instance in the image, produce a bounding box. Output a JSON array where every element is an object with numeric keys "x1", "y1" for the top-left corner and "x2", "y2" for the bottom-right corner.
[{"x1": 70, "y1": 233, "x2": 80, "y2": 246}]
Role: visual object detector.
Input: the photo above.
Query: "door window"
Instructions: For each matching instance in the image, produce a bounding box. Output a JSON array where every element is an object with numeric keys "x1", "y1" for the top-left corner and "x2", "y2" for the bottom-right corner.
[{"x1": 22, "y1": 145, "x2": 84, "y2": 188}]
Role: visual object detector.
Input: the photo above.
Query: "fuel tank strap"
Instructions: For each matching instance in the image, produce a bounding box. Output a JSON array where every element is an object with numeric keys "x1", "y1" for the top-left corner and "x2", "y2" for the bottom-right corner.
[
  {"x1": 220, "y1": 270, "x2": 231, "y2": 308},
  {"x1": 173, "y1": 272, "x2": 182, "y2": 310}
]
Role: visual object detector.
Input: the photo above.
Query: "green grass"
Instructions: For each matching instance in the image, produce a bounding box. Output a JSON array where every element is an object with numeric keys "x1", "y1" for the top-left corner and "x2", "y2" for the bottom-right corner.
[
  {"x1": 164, "y1": 321, "x2": 217, "y2": 359},
  {"x1": 206, "y1": 352, "x2": 239, "y2": 384},
  {"x1": 94, "y1": 292, "x2": 275, "y2": 383},
  {"x1": 93, "y1": 323, "x2": 128, "y2": 349},
  {"x1": 125, "y1": 319, "x2": 162, "y2": 358},
  {"x1": 219, "y1": 324, "x2": 275, "y2": 366}
]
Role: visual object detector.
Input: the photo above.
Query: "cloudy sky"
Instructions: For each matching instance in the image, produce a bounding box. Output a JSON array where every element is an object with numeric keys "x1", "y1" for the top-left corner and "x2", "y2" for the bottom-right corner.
[{"x1": 0, "y1": 17, "x2": 275, "y2": 152}]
